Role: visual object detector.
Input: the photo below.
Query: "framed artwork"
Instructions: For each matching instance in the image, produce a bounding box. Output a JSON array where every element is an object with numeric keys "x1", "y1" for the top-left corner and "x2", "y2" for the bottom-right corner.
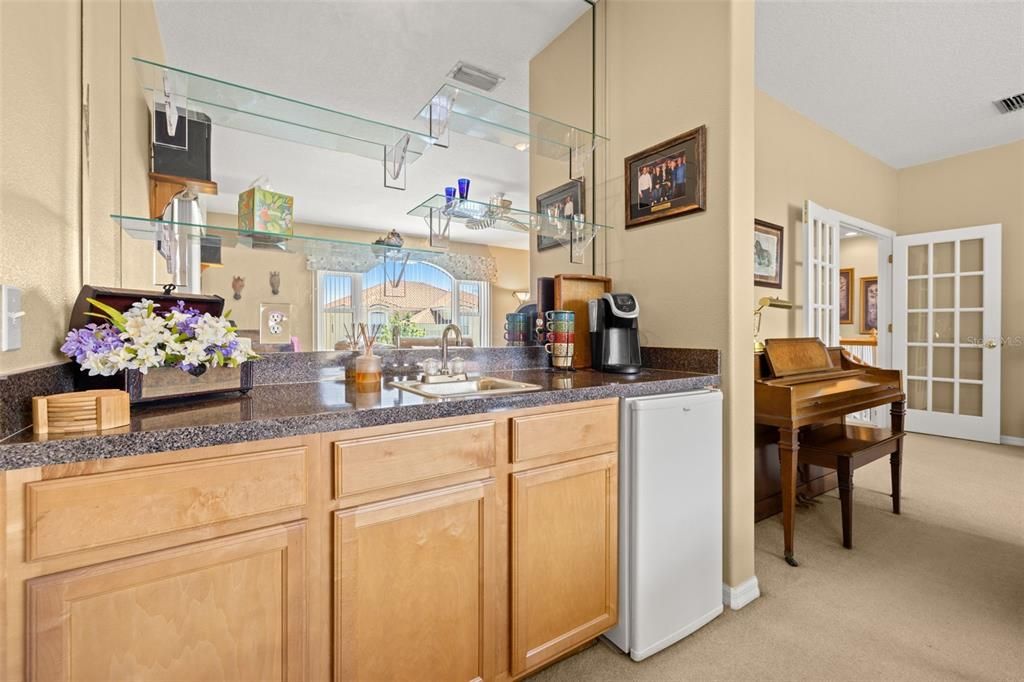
[
  {"x1": 625, "y1": 125, "x2": 706, "y2": 228},
  {"x1": 753, "y1": 219, "x2": 784, "y2": 289},
  {"x1": 839, "y1": 268, "x2": 854, "y2": 324},
  {"x1": 860, "y1": 277, "x2": 878, "y2": 333},
  {"x1": 535, "y1": 179, "x2": 584, "y2": 252}
]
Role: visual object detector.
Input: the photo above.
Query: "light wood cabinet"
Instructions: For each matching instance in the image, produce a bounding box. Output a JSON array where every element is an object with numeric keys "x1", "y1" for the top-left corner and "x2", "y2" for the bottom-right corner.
[
  {"x1": 2, "y1": 398, "x2": 620, "y2": 681},
  {"x1": 510, "y1": 453, "x2": 618, "y2": 676},
  {"x1": 334, "y1": 480, "x2": 495, "y2": 682},
  {"x1": 25, "y1": 522, "x2": 307, "y2": 682}
]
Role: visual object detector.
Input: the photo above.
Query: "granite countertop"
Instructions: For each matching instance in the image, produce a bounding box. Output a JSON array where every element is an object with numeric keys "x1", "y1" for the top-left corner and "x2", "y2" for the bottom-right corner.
[{"x1": 0, "y1": 368, "x2": 719, "y2": 470}]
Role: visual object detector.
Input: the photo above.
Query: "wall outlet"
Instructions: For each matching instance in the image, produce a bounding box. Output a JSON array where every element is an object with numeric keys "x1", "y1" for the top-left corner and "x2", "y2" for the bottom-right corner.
[{"x1": 1, "y1": 285, "x2": 24, "y2": 351}]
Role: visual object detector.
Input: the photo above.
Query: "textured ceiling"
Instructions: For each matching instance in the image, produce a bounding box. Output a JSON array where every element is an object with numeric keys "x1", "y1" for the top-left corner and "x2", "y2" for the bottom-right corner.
[
  {"x1": 756, "y1": 0, "x2": 1024, "y2": 168},
  {"x1": 153, "y1": 0, "x2": 591, "y2": 249}
]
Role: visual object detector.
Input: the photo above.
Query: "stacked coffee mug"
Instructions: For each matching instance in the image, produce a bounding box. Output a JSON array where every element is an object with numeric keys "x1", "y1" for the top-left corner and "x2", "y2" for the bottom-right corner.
[
  {"x1": 504, "y1": 312, "x2": 532, "y2": 346},
  {"x1": 543, "y1": 310, "x2": 575, "y2": 369}
]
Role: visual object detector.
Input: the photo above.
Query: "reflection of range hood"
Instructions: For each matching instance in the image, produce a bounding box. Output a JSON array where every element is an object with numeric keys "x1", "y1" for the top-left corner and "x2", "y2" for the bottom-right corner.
[{"x1": 155, "y1": 188, "x2": 205, "y2": 292}]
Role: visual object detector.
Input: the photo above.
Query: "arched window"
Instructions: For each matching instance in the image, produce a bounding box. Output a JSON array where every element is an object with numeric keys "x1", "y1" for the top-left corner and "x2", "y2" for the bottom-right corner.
[{"x1": 316, "y1": 261, "x2": 490, "y2": 350}]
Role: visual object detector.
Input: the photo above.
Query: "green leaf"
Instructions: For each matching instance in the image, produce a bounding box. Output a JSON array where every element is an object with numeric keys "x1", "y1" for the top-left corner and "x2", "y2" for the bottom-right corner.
[{"x1": 86, "y1": 298, "x2": 128, "y2": 331}]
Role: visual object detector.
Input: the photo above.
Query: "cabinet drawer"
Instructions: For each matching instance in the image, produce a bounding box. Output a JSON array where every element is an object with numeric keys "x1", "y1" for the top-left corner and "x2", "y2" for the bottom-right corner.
[
  {"x1": 511, "y1": 403, "x2": 618, "y2": 464},
  {"x1": 334, "y1": 422, "x2": 495, "y2": 498},
  {"x1": 26, "y1": 447, "x2": 308, "y2": 561}
]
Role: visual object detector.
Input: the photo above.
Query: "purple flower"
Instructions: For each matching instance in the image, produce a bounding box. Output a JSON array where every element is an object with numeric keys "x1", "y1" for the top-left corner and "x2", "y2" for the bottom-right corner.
[
  {"x1": 168, "y1": 300, "x2": 202, "y2": 337},
  {"x1": 60, "y1": 323, "x2": 123, "y2": 364}
]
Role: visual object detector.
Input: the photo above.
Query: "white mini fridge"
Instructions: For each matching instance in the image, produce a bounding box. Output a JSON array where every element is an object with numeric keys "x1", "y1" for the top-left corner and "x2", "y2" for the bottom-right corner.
[{"x1": 605, "y1": 390, "x2": 724, "y2": 661}]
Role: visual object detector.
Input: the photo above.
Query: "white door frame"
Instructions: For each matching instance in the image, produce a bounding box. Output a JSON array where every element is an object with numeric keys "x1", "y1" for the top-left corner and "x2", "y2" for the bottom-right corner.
[{"x1": 803, "y1": 201, "x2": 895, "y2": 368}]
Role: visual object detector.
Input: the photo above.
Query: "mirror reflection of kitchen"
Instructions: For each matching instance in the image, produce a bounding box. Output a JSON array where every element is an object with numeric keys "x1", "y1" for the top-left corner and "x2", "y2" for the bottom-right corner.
[{"x1": 134, "y1": 0, "x2": 597, "y2": 352}]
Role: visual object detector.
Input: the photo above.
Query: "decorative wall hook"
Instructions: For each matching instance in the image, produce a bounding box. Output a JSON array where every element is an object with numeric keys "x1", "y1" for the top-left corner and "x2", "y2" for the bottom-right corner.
[
  {"x1": 269, "y1": 271, "x2": 281, "y2": 295},
  {"x1": 231, "y1": 276, "x2": 245, "y2": 300}
]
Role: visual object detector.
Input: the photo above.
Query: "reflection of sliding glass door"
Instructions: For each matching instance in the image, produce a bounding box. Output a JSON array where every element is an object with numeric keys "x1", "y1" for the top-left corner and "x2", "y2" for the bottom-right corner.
[{"x1": 893, "y1": 224, "x2": 1002, "y2": 443}]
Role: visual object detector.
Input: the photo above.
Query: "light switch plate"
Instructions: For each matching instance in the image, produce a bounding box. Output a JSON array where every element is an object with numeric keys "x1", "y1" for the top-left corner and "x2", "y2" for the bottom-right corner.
[{"x1": 1, "y1": 285, "x2": 24, "y2": 351}]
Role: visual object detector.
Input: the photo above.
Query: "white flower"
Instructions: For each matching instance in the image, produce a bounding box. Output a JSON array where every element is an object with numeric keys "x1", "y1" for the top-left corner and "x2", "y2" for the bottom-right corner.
[{"x1": 193, "y1": 314, "x2": 234, "y2": 346}]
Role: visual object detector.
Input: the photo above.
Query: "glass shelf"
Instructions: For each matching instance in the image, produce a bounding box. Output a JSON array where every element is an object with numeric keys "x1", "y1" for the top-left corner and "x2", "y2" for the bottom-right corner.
[
  {"x1": 113, "y1": 213, "x2": 439, "y2": 263},
  {"x1": 133, "y1": 58, "x2": 434, "y2": 187},
  {"x1": 417, "y1": 83, "x2": 608, "y2": 178},
  {"x1": 406, "y1": 195, "x2": 611, "y2": 262}
]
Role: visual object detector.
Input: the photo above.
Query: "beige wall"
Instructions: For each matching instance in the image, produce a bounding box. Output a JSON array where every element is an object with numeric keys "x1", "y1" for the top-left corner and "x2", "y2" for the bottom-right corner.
[
  {"x1": 202, "y1": 213, "x2": 529, "y2": 350},
  {"x1": 592, "y1": 0, "x2": 756, "y2": 588},
  {"x1": 0, "y1": 0, "x2": 163, "y2": 375},
  {"x1": 896, "y1": 140, "x2": 1024, "y2": 438},
  {"x1": 0, "y1": 0, "x2": 82, "y2": 374},
  {"x1": 755, "y1": 90, "x2": 899, "y2": 340},
  {"x1": 839, "y1": 236, "x2": 878, "y2": 338}
]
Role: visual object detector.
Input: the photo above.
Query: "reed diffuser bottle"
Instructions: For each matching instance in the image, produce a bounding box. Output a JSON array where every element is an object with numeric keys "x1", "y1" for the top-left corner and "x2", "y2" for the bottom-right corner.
[{"x1": 354, "y1": 323, "x2": 382, "y2": 389}]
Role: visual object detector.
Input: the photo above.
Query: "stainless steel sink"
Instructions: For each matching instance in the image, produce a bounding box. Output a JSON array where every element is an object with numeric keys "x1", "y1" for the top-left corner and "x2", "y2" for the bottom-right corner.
[{"x1": 390, "y1": 376, "x2": 542, "y2": 399}]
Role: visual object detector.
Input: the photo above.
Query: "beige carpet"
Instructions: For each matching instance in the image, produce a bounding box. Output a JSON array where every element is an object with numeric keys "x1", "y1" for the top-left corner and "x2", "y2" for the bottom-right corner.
[{"x1": 530, "y1": 434, "x2": 1024, "y2": 681}]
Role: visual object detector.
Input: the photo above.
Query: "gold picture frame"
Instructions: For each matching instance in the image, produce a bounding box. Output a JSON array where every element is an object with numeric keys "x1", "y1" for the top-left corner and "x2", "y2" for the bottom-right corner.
[
  {"x1": 859, "y1": 276, "x2": 878, "y2": 334},
  {"x1": 839, "y1": 268, "x2": 854, "y2": 324}
]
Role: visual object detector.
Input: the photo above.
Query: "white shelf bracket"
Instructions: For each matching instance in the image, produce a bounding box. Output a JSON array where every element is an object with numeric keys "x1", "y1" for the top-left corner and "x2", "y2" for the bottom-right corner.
[
  {"x1": 428, "y1": 91, "x2": 455, "y2": 149},
  {"x1": 383, "y1": 133, "x2": 411, "y2": 190},
  {"x1": 426, "y1": 207, "x2": 451, "y2": 250}
]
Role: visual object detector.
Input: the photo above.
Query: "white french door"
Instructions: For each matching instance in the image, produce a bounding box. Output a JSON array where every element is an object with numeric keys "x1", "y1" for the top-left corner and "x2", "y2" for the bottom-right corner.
[
  {"x1": 804, "y1": 201, "x2": 840, "y2": 346},
  {"x1": 893, "y1": 224, "x2": 1002, "y2": 443}
]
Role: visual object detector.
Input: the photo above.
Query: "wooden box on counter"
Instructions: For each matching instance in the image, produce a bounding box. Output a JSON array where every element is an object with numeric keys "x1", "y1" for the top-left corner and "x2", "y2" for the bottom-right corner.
[{"x1": 67, "y1": 286, "x2": 253, "y2": 403}]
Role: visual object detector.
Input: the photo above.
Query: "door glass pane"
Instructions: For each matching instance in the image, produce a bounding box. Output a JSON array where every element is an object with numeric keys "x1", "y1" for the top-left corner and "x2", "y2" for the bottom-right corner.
[
  {"x1": 960, "y1": 275, "x2": 983, "y2": 308},
  {"x1": 934, "y1": 277, "x2": 954, "y2": 308},
  {"x1": 933, "y1": 347, "x2": 954, "y2": 378},
  {"x1": 908, "y1": 379, "x2": 927, "y2": 410},
  {"x1": 960, "y1": 348, "x2": 983, "y2": 380},
  {"x1": 909, "y1": 245, "x2": 929, "y2": 276},
  {"x1": 907, "y1": 346, "x2": 928, "y2": 377},
  {"x1": 933, "y1": 242, "x2": 955, "y2": 274},
  {"x1": 934, "y1": 312, "x2": 954, "y2": 343},
  {"x1": 960, "y1": 311, "x2": 982, "y2": 344},
  {"x1": 908, "y1": 279, "x2": 928, "y2": 309},
  {"x1": 908, "y1": 312, "x2": 928, "y2": 342},
  {"x1": 960, "y1": 384, "x2": 982, "y2": 417},
  {"x1": 932, "y1": 381, "x2": 954, "y2": 413},
  {"x1": 960, "y1": 238, "x2": 983, "y2": 272}
]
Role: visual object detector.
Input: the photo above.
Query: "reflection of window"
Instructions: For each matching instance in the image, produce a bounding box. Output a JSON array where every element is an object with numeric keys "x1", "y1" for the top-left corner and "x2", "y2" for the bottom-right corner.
[
  {"x1": 315, "y1": 261, "x2": 490, "y2": 350},
  {"x1": 316, "y1": 272, "x2": 356, "y2": 350}
]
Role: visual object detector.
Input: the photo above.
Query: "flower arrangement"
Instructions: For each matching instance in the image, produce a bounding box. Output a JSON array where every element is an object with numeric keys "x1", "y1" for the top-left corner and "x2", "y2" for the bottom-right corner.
[{"x1": 61, "y1": 298, "x2": 257, "y2": 377}]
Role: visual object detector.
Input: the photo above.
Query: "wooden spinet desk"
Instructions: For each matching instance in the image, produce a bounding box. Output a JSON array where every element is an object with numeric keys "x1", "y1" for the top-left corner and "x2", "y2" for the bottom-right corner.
[{"x1": 755, "y1": 338, "x2": 905, "y2": 566}]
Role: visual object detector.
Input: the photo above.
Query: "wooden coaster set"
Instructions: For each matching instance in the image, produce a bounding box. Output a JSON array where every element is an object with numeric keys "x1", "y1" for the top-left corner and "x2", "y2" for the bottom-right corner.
[{"x1": 32, "y1": 390, "x2": 130, "y2": 435}]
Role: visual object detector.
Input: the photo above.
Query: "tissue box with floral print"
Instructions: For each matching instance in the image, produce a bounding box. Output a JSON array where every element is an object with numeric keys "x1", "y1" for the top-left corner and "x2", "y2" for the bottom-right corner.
[{"x1": 238, "y1": 187, "x2": 294, "y2": 235}]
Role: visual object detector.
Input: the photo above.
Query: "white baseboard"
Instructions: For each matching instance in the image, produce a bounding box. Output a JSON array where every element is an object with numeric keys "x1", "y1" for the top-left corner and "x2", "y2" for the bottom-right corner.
[
  {"x1": 722, "y1": 576, "x2": 760, "y2": 610},
  {"x1": 1000, "y1": 435, "x2": 1024, "y2": 447}
]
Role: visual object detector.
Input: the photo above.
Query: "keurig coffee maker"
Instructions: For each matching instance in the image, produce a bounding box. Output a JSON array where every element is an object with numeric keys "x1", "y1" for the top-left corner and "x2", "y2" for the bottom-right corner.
[{"x1": 588, "y1": 293, "x2": 642, "y2": 374}]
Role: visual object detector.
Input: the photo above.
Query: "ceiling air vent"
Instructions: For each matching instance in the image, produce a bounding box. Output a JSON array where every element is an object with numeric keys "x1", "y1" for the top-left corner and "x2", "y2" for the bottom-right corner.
[
  {"x1": 995, "y1": 93, "x2": 1024, "y2": 114},
  {"x1": 447, "y1": 61, "x2": 504, "y2": 92}
]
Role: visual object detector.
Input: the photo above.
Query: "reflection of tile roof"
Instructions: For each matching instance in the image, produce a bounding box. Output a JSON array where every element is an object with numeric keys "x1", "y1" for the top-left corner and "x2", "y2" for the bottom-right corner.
[{"x1": 325, "y1": 282, "x2": 478, "y2": 313}]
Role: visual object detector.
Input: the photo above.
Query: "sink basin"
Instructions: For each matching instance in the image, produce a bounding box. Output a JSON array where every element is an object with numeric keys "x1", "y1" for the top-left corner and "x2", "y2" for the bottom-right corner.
[{"x1": 390, "y1": 376, "x2": 543, "y2": 399}]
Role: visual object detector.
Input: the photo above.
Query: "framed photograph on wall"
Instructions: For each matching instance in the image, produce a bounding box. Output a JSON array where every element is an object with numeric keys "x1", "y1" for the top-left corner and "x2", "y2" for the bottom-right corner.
[
  {"x1": 753, "y1": 219, "x2": 784, "y2": 289},
  {"x1": 860, "y1": 277, "x2": 878, "y2": 334},
  {"x1": 535, "y1": 179, "x2": 584, "y2": 252},
  {"x1": 624, "y1": 125, "x2": 706, "y2": 228},
  {"x1": 839, "y1": 268, "x2": 854, "y2": 324}
]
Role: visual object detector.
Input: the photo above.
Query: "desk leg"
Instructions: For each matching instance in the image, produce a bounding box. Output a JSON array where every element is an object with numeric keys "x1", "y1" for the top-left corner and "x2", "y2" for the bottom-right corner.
[
  {"x1": 778, "y1": 427, "x2": 799, "y2": 566},
  {"x1": 891, "y1": 400, "x2": 906, "y2": 514}
]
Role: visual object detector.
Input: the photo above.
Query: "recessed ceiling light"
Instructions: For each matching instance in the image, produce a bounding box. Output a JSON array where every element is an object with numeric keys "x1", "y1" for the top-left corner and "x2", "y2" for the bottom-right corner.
[{"x1": 514, "y1": 142, "x2": 530, "y2": 152}]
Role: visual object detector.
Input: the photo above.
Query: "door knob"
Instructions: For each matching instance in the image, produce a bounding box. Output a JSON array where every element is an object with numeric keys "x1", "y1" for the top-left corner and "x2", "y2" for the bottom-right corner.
[{"x1": 984, "y1": 340, "x2": 998, "y2": 349}]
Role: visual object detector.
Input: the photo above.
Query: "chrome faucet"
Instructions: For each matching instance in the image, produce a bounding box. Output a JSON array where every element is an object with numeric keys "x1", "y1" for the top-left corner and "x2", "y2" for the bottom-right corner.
[{"x1": 440, "y1": 323, "x2": 463, "y2": 374}]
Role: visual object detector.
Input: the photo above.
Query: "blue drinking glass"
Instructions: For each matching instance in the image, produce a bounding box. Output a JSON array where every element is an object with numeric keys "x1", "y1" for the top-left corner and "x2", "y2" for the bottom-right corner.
[
  {"x1": 457, "y1": 177, "x2": 470, "y2": 200},
  {"x1": 444, "y1": 186, "x2": 457, "y2": 206}
]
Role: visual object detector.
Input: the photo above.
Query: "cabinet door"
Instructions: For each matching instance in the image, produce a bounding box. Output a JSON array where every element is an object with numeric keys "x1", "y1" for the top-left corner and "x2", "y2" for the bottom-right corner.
[
  {"x1": 511, "y1": 454, "x2": 618, "y2": 676},
  {"x1": 335, "y1": 480, "x2": 495, "y2": 682},
  {"x1": 26, "y1": 522, "x2": 307, "y2": 682}
]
